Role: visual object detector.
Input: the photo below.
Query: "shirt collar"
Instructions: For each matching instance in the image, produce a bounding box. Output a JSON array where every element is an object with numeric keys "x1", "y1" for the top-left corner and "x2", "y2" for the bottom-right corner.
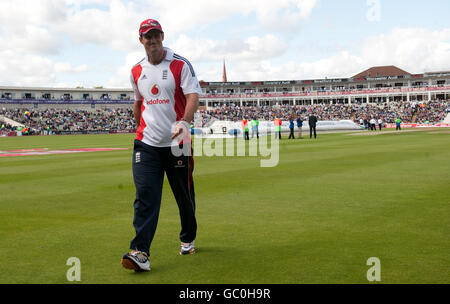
[
  {"x1": 164, "y1": 47, "x2": 174, "y2": 61},
  {"x1": 144, "y1": 47, "x2": 173, "y2": 65}
]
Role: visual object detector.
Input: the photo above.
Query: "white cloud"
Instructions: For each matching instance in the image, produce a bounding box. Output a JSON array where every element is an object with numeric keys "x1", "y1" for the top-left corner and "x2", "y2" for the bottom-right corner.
[
  {"x1": 0, "y1": 51, "x2": 55, "y2": 86},
  {"x1": 199, "y1": 51, "x2": 363, "y2": 82},
  {"x1": 54, "y1": 63, "x2": 89, "y2": 73},
  {"x1": 107, "y1": 33, "x2": 289, "y2": 87},
  {"x1": 0, "y1": 25, "x2": 60, "y2": 56},
  {"x1": 360, "y1": 28, "x2": 450, "y2": 74},
  {"x1": 0, "y1": 0, "x2": 318, "y2": 54},
  {"x1": 51, "y1": 0, "x2": 319, "y2": 52},
  {"x1": 251, "y1": 0, "x2": 319, "y2": 30},
  {"x1": 170, "y1": 34, "x2": 288, "y2": 63},
  {"x1": 198, "y1": 27, "x2": 450, "y2": 81},
  {"x1": 149, "y1": 0, "x2": 318, "y2": 34},
  {"x1": 0, "y1": 0, "x2": 67, "y2": 27},
  {"x1": 107, "y1": 51, "x2": 145, "y2": 87},
  {"x1": 0, "y1": 0, "x2": 320, "y2": 87},
  {"x1": 147, "y1": 0, "x2": 247, "y2": 34},
  {"x1": 0, "y1": 49, "x2": 90, "y2": 86},
  {"x1": 0, "y1": 1, "x2": 67, "y2": 56},
  {"x1": 60, "y1": 0, "x2": 144, "y2": 51},
  {"x1": 106, "y1": 26, "x2": 450, "y2": 87},
  {"x1": 3, "y1": 1, "x2": 450, "y2": 89},
  {"x1": 64, "y1": 0, "x2": 108, "y2": 5}
]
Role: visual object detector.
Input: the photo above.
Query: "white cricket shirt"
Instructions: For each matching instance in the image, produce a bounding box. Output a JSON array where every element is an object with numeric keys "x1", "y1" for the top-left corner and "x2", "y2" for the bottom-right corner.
[{"x1": 130, "y1": 47, "x2": 201, "y2": 147}]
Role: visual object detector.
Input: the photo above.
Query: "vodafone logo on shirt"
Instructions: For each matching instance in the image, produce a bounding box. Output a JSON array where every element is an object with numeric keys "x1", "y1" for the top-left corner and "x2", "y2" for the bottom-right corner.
[
  {"x1": 150, "y1": 84, "x2": 161, "y2": 97},
  {"x1": 146, "y1": 99, "x2": 170, "y2": 105},
  {"x1": 146, "y1": 84, "x2": 170, "y2": 105}
]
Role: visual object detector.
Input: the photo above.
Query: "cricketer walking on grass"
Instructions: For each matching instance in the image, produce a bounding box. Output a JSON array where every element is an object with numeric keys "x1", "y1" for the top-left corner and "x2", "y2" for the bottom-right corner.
[{"x1": 121, "y1": 18, "x2": 202, "y2": 272}]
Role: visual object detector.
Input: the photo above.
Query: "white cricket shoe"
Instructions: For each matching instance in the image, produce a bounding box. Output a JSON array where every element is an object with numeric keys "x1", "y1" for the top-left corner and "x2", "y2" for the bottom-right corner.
[
  {"x1": 180, "y1": 241, "x2": 196, "y2": 255},
  {"x1": 121, "y1": 250, "x2": 150, "y2": 272}
]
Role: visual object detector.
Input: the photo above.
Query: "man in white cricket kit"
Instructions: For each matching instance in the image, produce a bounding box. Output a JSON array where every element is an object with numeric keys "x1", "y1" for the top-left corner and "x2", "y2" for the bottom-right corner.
[{"x1": 121, "y1": 19, "x2": 202, "y2": 272}]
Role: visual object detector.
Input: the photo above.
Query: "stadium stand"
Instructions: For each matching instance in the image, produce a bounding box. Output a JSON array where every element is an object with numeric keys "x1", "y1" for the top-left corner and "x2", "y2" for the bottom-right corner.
[
  {"x1": 0, "y1": 108, "x2": 135, "y2": 135},
  {"x1": 199, "y1": 100, "x2": 449, "y2": 126},
  {"x1": 1, "y1": 65, "x2": 450, "y2": 136},
  {"x1": 1, "y1": 99, "x2": 448, "y2": 136}
]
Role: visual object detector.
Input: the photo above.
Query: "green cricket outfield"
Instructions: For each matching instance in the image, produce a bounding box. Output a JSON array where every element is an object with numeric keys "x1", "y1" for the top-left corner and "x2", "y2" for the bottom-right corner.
[{"x1": 0, "y1": 129, "x2": 449, "y2": 283}]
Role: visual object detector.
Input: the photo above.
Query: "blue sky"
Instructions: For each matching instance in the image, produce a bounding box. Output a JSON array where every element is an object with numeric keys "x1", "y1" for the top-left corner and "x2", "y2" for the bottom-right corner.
[{"x1": 1, "y1": 0, "x2": 449, "y2": 88}]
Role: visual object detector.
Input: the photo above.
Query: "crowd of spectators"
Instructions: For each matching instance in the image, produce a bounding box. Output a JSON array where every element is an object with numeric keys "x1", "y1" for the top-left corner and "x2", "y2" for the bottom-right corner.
[
  {"x1": 200, "y1": 100, "x2": 449, "y2": 126},
  {"x1": 414, "y1": 100, "x2": 450, "y2": 123},
  {"x1": 202, "y1": 104, "x2": 357, "y2": 124},
  {"x1": 351, "y1": 100, "x2": 449, "y2": 125},
  {"x1": 0, "y1": 122, "x2": 15, "y2": 133},
  {"x1": 0, "y1": 108, "x2": 135, "y2": 135},
  {"x1": 1, "y1": 100, "x2": 449, "y2": 136},
  {"x1": 352, "y1": 101, "x2": 415, "y2": 125}
]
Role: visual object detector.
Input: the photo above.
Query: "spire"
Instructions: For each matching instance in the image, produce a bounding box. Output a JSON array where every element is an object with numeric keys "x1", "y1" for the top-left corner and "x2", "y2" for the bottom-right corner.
[{"x1": 222, "y1": 59, "x2": 227, "y2": 83}]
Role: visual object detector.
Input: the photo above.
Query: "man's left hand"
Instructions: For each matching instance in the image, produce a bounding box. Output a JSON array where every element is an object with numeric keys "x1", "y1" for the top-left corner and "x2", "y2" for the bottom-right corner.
[{"x1": 171, "y1": 120, "x2": 190, "y2": 140}]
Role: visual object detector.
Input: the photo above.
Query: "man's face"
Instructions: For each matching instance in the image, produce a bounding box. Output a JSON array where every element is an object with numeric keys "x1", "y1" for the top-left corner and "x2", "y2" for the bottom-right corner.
[{"x1": 139, "y1": 30, "x2": 164, "y2": 54}]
